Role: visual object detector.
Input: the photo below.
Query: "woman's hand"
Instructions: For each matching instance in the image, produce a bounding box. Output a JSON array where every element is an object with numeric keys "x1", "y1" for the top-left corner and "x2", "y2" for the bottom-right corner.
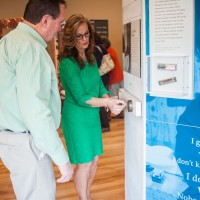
[{"x1": 107, "y1": 98, "x2": 126, "y2": 115}]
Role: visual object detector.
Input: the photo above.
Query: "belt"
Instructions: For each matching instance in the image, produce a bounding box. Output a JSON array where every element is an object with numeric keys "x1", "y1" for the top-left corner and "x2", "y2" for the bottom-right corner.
[{"x1": 1, "y1": 129, "x2": 30, "y2": 134}]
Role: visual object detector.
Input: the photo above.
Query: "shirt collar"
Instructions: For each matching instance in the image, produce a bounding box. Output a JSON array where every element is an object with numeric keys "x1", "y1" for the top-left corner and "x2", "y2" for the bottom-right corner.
[{"x1": 16, "y1": 22, "x2": 47, "y2": 48}]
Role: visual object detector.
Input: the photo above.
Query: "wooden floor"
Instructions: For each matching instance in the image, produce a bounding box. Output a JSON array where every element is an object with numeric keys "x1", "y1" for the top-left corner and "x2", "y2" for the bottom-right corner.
[{"x1": 0, "y1": 119, "x2": 124, "y2": 200}]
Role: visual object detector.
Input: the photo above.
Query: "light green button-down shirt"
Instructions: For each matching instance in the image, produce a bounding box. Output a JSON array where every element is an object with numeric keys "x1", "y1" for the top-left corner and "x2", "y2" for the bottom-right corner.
[{"x1": 0, "y1": 22, "x2": 69, "y2": 166}]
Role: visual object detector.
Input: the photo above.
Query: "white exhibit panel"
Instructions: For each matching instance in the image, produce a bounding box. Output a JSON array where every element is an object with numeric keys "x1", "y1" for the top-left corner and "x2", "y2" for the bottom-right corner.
[
  {"x1": 122, "y1": 0, "x2": 146, "y2": 200},
  {"x1": 123, "y1": 0, "x2": 142, "y2": 22},
  {"x1": 147, "y1": 0, "x2": 194, "y2": 99},
  {"x1": 146, "y1": 55, "x2": 190, "y2": 98},
  {"x1": 124, "y1": 71, "x2": 143, "y2": 101},
  {"x1": 125, "y1": 112, "x2": 145, "y2": 200},
  {"x1": 122, "y1": 89, "x2": 145, "y2": 200}
]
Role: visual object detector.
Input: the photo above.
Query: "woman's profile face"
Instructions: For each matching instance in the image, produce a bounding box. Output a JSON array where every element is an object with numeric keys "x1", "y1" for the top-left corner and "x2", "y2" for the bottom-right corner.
[{"x1": 75, "y1": 22, "x2": 90, "y2": 52}]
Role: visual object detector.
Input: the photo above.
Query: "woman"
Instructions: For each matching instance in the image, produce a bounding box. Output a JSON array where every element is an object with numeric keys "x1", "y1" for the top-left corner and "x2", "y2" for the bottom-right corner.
[{"x1": 58, "y1": 14, "x2": 126, "y2": 200}]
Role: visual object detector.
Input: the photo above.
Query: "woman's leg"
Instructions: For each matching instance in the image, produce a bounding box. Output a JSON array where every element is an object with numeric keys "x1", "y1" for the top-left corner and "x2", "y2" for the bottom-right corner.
[
  {"x1": 87, "y1": 156, "x2": 99, "y2": 200},
  {"x1": 74, "y1": 162, "x2": 92, "y2": 200}
]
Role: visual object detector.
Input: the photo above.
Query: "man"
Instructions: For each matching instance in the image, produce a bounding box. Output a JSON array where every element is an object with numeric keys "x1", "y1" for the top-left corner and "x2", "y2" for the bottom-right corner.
[{"x1": 0, "y1": 0, "x2": 73, "y2": 200}]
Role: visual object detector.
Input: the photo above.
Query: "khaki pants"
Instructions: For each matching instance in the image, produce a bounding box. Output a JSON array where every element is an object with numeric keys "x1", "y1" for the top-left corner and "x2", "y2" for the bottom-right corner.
[{"x1": 0, "y1": 130, "x2": 56, "y2": 200}]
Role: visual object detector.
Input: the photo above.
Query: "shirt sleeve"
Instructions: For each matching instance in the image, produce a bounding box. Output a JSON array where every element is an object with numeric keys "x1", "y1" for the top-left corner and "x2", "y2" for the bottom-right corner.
[
  {"x1": 59, "y1": 59, "x2": 93, "y2": 107},
  {"x1": 16, "y1": 44, "x2": 69, "y2": 166}
]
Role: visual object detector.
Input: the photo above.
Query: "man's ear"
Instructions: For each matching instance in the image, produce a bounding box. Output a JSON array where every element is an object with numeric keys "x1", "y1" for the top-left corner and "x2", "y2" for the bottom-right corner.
[{"x1": 40, "y1": 14, "x2": 52, "y2": 29}]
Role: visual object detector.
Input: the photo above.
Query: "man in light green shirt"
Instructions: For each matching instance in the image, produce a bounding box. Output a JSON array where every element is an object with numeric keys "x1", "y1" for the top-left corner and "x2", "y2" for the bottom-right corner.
[{"x1": 0, "y1": 0, "x2": 73, "y2": 199}]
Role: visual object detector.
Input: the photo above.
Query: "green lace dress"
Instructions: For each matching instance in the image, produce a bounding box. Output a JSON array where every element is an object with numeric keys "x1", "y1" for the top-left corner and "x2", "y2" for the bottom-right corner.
[{"x1": 59, "y1": 57, "x2": 109, "y2": 164}]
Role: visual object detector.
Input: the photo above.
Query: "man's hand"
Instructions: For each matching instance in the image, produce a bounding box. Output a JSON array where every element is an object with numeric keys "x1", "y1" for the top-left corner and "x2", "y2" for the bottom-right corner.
[{"x1": 56, "y1": 161, "x2": 74, "y2": 183}]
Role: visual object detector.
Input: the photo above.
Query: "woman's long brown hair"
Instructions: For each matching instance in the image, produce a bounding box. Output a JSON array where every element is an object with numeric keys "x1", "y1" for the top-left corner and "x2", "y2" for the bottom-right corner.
[{"x1": 58, "y1": 14, "x2": 95, "y2": 69}]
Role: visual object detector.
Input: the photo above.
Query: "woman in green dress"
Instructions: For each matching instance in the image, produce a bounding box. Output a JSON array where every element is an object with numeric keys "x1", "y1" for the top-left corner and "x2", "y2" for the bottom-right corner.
[{"x1": 58, "y1": 14, "x2": 126, "y2": 200}]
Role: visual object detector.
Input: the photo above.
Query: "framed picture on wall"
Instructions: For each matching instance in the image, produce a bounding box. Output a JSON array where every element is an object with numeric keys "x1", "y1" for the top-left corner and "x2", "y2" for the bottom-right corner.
[{"x1": 90, "y1": 19, "x2": 108, "y2": 38}]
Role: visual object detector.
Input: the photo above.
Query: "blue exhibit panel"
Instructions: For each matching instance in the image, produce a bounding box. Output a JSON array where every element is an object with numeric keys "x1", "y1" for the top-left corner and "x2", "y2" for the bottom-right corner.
[
  {"x1": 146, "y1": 0, "x2": 200, "y2": 199},
  {"x1": 146, "y1": 121, "x2": 200, "y2": 199},
  {"x1": 146, "y1": 120, "x2": 187, "y2": 199}
]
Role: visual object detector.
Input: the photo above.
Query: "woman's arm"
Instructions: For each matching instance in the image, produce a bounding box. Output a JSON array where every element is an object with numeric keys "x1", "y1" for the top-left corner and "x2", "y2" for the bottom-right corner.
[{"x1": 86, "y1": 97, "x2": 126, "y2": 115}]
